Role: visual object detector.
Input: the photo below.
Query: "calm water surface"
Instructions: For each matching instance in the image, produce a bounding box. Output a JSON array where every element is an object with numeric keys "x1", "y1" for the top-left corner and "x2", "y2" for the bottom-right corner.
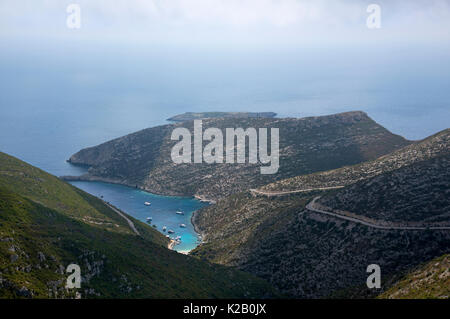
[{"x1": 70, "y1": 181, "x2": 208, "y2": 252}]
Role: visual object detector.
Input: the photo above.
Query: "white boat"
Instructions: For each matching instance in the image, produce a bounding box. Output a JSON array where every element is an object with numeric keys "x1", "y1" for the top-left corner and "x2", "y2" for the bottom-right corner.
[
  {"x1": 168, "y1": 229, "x2": 175, "y2": 234},
  {"x1": 179, "y1": 224, "x2": 186, "y2": 228},
  {"x1": 162, "y1": 226, "x2": 167, "y2": 231},
  {"x1": 144, "y1": 202, "x2": 151, "y2": 206},
  {"x1": 176, "y1": 211, "x2": 184, "y2": 215},
  {"x1": 146, "y1": 217, "x2": 152, "y2": 223}
]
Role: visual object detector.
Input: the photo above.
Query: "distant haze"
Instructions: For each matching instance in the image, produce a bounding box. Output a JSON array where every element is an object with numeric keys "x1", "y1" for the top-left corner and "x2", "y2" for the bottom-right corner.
[{"x1": 0, "y1": 1, "x2": 449, "y2": 175}]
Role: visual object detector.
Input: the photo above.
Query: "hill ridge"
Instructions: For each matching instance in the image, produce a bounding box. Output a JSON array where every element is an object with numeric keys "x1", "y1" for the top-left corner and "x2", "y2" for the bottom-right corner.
[{"x1": 67, "y1": 111, "x2": 410, "y2": 200}]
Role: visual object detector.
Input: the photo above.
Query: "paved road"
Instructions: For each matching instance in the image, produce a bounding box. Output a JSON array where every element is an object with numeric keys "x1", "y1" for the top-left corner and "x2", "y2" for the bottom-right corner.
[
  {"x1": 306, "y1": 197, "x2": 450, "y2": 231},
  {"x1": 104, "y1": 202, "x2": 141, "y2": 236},
  {"x1": 250, "y1": 186, "x2": 344, "y2": 197}
]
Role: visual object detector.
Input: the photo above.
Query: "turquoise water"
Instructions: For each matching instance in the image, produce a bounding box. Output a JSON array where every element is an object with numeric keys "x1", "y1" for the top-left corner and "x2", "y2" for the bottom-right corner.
[{"x1": 69, "y1": 181, "x2": 208, "y2": 252}]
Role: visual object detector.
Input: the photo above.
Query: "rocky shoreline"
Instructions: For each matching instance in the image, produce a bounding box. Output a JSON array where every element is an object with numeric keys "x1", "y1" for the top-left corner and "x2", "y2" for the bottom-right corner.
[
  {"x1": 191, "y1": 209, "x2": 206, "y2": 245},
  {"x1": 194, "y1": 195, "x2": 216, "y2": 204}
]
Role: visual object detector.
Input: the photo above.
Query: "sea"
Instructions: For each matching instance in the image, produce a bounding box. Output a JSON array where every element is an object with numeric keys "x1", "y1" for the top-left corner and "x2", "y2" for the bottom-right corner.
[{"x1": 1, "y1": 42, "x2": 449, "y2": 252}]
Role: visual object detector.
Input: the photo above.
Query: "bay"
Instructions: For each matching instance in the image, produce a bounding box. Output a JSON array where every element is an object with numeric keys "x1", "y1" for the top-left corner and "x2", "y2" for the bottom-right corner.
[{"x1": 69, "y1": 181, "x2": 208, "y2": 252}]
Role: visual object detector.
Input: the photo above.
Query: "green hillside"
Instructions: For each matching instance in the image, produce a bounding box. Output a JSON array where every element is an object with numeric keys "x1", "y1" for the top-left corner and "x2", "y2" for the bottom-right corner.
[{"x1": 0, "y1": 152, "x2": 276, "y2": 298}]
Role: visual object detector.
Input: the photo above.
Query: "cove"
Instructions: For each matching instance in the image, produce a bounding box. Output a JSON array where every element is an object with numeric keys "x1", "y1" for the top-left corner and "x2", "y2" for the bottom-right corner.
[{"x1": 69, "y1": 181, "x2": 208, "y2": 253}]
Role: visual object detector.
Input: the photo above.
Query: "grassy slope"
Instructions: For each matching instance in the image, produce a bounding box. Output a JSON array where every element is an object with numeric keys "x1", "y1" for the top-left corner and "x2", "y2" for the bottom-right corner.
[
  {"x1": 0, "y1": 151, "x2": 167, "y2": 245},
  {"x1": 379, "y1": 254, "x2": 449, "y2": 299},
  {"x1": 0, "y1": 152, "x2": 276, "y2": 298}
]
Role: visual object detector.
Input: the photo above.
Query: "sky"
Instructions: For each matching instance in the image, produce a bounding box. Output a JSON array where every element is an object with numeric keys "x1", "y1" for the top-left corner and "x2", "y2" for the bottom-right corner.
[
  {"x1": 0, "y1": 1, "x2": 449, "y2": 142},
  {"x1": 1, "y1": 0, "x2": 450, "y2": 49}
]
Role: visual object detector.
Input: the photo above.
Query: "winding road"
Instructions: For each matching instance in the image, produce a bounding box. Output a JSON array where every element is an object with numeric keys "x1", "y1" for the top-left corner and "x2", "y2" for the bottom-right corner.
[
  {"x1": 104, "y1": 185, "x2": 449, "y2": 242},
  {"x1": 104, "y1": 202, "x2": 141, "y2": 236},
  {"x1": 251, "y1": 187, "x2": 450, "y2": 230},
  {"x1": 306, "y1": 197, "x2": 450, "y2": 231},
  {"x1": 250, "y1": 186, "x2": 344, "y2": 197}
]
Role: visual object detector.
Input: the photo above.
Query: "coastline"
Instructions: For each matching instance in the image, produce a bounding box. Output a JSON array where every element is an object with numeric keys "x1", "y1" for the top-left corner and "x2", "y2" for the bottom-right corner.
[
  {"x1": 61, "y1": 174, "x2": 213, "y2": 201},
  {"x1": 168, "y1": 239, "x2": 177, "y2": 250},
  {"x1": 194, "y1": 195, "x2": 217, "y2": 205},
  {"x1": 65, "y1": 171, "x2": 213, "y2": 252},
  {"x1": 191, "y1": 209, "x2": 206, "y2": 245},
  {"x1": 167, "y1": 241, "x2": 192, "y2": 255}
]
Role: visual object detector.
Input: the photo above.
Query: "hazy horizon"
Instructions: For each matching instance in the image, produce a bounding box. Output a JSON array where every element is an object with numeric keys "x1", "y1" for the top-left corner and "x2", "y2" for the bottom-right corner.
[{"x1": 1, "y1": 0, "x2": 449, "y2": 175}]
